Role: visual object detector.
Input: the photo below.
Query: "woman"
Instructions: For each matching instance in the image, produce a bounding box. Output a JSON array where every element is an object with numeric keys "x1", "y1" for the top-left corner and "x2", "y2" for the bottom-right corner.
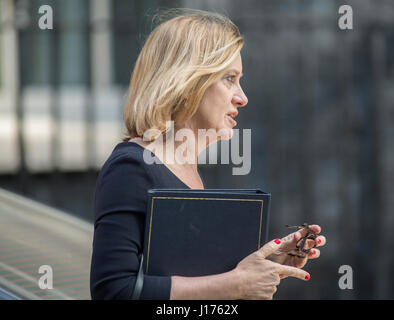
[{"x1": 90, "y1": 8, "x2": 326, "y2": 300}]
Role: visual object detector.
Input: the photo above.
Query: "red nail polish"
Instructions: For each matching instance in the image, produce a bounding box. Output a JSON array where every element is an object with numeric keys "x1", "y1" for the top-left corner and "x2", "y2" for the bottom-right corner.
[
  {"x1": 274, "y1": 239, "x2": 281, "y2": 245},
  {"x1": 305, "y1": 275, "x2": 310, "y2": 280},
  {"x1": 312, "y1": 249, "x2": 316, "y2": 255},
  {"x1": 317, "y1": 239, "x2": 321, "y2": 245}
]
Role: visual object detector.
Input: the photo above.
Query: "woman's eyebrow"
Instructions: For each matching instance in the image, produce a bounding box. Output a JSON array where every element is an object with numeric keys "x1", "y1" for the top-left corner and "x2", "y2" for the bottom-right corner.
[{"x1": 227, "y1": 69, "x2": 244, "y2": 77}]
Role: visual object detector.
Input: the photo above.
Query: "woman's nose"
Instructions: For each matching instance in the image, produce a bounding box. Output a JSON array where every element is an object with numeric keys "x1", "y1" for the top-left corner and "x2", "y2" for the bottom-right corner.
[{"x1": 232, "y1": 89, "x2": 248, "y2": 107}]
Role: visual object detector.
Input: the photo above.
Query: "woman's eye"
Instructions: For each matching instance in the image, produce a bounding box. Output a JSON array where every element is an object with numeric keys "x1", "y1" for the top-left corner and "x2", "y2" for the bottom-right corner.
[{"x1": 226, "y1": 76, "x2": 235, "y2": 84}]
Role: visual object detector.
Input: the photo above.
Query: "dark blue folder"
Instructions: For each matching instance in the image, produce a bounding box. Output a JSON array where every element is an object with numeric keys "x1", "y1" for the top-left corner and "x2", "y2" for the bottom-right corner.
[{"x1": 142, "y1": 189, "x2": 271, "y2": 277}]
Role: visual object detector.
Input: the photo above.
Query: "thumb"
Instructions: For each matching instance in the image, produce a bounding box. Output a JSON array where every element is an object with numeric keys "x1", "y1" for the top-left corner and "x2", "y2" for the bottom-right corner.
[
  {"x1": 279, "y1": 264, "x2": 311, "y2": 281},
  {"x1": 258, "y1": 238, "x2": 283, "y2": 259}
]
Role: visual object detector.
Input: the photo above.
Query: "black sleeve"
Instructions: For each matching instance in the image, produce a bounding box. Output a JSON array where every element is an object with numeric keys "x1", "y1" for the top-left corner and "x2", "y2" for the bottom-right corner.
[{"x1": 90, "y1": 152, "x2": 171, "y2": 300}]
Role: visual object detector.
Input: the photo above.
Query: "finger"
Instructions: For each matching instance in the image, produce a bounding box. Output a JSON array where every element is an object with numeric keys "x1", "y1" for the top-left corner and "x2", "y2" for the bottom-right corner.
[
  {"x1": 298, "y1": 224, "x2": 321, "y2": 238},
  {"x1": 315, "y1": 235, "x2": 326, "y2": 247},
  {"x1": 307, "y1": 248, "x2": 320, "y2": 259},
  {"x1": 308, "y1": 224, "x2": 321, "y2": 234},
  {"x1": 258, "y1": 238, "x2": 283, "y2": 259},
  {"x1": 283, "y1": 225, "x2": 321, "y2": 248},
  {"x1": 304, "y1": 238, "x2": 318, "y2": 250},
  {"x1": 279, "y1": 265, "x2": 311, "y2": 281},
  {"x1": 278, "y1": 231, "x2": 302, "y2": 251}
]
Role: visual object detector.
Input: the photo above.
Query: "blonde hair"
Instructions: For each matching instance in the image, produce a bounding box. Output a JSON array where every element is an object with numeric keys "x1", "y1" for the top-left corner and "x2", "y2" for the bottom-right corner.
[{"x1": 122, "y1": 8, "x2": 244, "y2": 142}]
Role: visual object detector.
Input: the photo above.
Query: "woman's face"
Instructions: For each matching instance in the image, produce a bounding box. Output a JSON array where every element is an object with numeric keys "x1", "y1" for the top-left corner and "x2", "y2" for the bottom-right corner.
[{"x1": 188, "y1": 52, "x2": 248, "y2": 141}]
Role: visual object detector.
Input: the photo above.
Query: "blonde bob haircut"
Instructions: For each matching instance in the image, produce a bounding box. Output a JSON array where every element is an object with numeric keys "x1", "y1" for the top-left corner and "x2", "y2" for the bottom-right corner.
[{"x1": 122, "y1": 8, "x2": 244, "y2": 142}]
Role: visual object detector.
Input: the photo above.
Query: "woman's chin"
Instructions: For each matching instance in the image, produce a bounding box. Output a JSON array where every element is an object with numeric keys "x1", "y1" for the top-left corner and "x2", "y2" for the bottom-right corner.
[{"x1": 217, "y1": 127, "x2": 233, "y2": 140}]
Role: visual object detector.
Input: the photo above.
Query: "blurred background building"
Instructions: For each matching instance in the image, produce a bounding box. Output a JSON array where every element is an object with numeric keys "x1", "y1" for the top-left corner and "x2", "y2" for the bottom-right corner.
[{"x1": 0, "y1": 0, "x2": 393, "y2": 299}]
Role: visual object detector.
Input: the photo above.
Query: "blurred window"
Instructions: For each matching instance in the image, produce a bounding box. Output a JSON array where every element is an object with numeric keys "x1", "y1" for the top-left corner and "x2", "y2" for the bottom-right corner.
[
  {"x1": 19, "y1": 0, "x2": 53, "y2": 87},
  {"x1": 56, "y1": 0, "x2": 90, "y2": 86},
  {"x1": 113, "y1": 0, "x2": 141, "y2": 86},
  {"x1": 19, "y1": 0, "x2": 90, "y2": 87},
  {"x1": 112, "y1": 0, "x2": 182, "y2": 86}
]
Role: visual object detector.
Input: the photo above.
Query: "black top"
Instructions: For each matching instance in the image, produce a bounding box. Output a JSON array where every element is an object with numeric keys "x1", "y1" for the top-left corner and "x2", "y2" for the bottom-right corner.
[{"x1": 90, "y1": 141, "x2": 204, "y2": 300}]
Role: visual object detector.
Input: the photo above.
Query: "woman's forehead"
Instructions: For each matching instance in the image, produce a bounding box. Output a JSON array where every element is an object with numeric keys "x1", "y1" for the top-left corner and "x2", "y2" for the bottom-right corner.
[{"x1": 226, "y1": 54, "x2": 243, "y2": 74}]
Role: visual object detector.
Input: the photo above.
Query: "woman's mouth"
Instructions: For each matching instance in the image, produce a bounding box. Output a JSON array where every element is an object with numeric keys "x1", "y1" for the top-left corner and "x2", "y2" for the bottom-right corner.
[{"x1": 226, "y1": 111, "x2": 238, "y2": 126}]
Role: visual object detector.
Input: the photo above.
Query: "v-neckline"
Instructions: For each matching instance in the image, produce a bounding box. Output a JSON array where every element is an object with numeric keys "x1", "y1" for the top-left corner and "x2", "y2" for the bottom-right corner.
[{"x1": 125, "y1": 141, "x2": 205, "y2": 190}]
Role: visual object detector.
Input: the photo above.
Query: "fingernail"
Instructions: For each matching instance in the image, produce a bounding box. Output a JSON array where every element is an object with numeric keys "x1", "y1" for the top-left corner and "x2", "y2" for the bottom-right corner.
[
  {"x1": 317, "y1": 239, "x2": 321, "y2": 245},
  {"x1": 274, "y1": 239, "x2": 281, "y2": 245},
  {"x1": 305, "y1": 275, "x2": 310, "y2": 280},
  {"x1": 312, "y1": 249, "x2": 316, "y2": 255}
]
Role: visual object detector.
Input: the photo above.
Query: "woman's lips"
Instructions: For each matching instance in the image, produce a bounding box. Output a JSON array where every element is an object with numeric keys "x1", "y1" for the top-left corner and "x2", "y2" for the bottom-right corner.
[{"x1": 226, "y1": 114, "x2": 237, "y2": 126}]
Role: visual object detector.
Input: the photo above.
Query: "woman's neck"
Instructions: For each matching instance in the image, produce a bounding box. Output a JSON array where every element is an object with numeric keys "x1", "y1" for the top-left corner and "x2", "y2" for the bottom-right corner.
[{"x1": 132, "y1": 126, "x2": 213, "y2": 171}]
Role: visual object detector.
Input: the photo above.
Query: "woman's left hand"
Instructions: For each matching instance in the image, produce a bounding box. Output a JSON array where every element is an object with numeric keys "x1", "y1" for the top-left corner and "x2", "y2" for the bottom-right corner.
[{"x1": 266, "y1": 224, "x2": 326, "y2": 278}]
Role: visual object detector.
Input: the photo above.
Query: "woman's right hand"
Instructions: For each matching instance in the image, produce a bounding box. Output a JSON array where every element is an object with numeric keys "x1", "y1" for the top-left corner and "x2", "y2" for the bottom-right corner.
[{"x1": 232, "y1": 238, "x2": 311, "y2": 300}]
